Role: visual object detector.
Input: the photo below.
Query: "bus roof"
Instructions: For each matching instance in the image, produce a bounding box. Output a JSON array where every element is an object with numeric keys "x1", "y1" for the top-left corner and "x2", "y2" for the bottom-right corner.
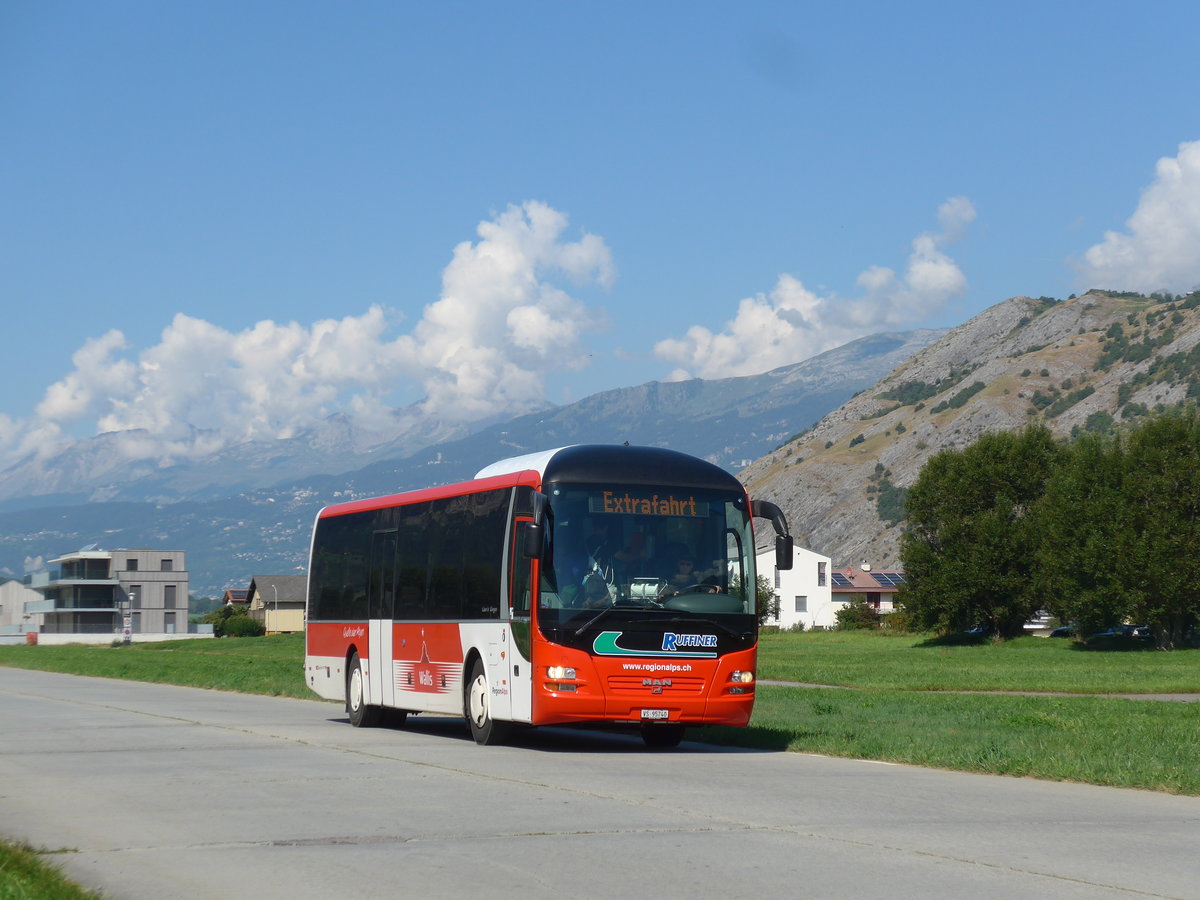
[
  {"x1": 318, "y1": 445, "x2": 744, "y2": 521},
  {"x1": 316, "y1": 470, "x2": 540, "y2": 520},
  {"x1": 474, "y1": 446, "x2": 570, "y2": 479},
  {"x1": 478, "y1": 444, "x2": 744, "y2": 492}
]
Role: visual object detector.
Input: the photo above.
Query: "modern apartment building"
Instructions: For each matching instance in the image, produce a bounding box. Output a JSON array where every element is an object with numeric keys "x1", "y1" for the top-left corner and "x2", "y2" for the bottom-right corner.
[{"x1": 30, "y1": 546, "x2": 190, "y2": 635}]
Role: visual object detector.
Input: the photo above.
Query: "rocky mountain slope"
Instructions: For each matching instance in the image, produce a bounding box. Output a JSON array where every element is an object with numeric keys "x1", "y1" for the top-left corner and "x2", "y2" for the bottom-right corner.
[{"x1": 742, "y1": 290, "x2": 1200, "y2": 567}]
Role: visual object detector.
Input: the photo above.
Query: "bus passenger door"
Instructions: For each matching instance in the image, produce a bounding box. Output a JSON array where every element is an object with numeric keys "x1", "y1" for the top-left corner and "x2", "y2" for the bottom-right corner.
[
  {"x1": 507, "y1": 519, "x2": 535, "y2": 723},
  {"x1": 368, "y1": 529, "x2": 398, "y2": 709}
]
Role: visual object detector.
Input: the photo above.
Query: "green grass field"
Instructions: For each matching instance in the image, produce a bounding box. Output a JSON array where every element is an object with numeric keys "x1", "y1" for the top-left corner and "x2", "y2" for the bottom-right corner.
[
  {"x1": 0, "y1": 634, "x2": 308, "y2": 697},
  {"x1": 1, "y1": 631, "x2": 1197, "y2": 796},
  {"x1": 758, "y1": 629, "x2": 1200, "y2": 693}
]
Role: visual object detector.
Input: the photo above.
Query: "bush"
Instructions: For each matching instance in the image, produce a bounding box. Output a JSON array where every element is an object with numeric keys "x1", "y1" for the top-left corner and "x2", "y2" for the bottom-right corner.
[
  {"x1": 881, "y1": 608, "x2": 914, "y2": 632},
  {"x1": 223, "y1": 616, "x2": 266, "y2": 637},
  {"x1": 203, "y1": 604, "x2": 265, "y2": 637},
  {"x1": 876, "y1": 477, "x2": 908, "y2": 527},
  {"x1": 836, "y1": 598, "x2": 880, "y2": 630}
]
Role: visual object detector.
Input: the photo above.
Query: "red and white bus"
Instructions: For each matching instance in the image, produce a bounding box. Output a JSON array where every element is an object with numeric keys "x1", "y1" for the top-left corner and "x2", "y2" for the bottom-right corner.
[{"x1": 304, "y1": 443, "x2": 792, "y2": 747}]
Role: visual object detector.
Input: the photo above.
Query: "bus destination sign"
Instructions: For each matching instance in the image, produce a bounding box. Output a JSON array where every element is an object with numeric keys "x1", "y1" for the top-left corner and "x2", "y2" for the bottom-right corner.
[{"x1": 590, "y1": 491, "x2": 707, "y2": 517}]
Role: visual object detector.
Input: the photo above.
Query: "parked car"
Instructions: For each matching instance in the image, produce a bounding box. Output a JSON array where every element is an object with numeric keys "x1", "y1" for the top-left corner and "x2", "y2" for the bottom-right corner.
[
  {"x1": 1087, "y1": 623, "x2": 1152, "y2": 641},
  {"x1": 1049, "y1": 622, "x2": 1078, "y2": 638}
]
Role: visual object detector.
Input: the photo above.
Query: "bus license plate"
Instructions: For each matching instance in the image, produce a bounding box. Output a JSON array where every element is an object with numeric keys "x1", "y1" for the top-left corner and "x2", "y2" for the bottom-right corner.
[{"x1": 641, "y1": 709, "x2": 669, "y2": 720}]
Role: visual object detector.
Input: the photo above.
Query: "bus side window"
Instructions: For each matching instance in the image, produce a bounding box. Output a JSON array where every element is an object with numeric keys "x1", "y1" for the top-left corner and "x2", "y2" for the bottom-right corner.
[
  {"x1": 396, "y1": 505, "x2": 430, "y2": 619},
  {"x1": 726, "y1": 529, "x2": 749, "y2": 612},
  {"x1": 510, "y1": 521, "x2": 533, "y2": 616}
]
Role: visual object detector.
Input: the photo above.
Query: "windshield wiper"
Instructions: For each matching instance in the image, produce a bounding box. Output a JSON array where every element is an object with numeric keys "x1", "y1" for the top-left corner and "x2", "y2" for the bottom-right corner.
[
  {"x1": 574, "y1": 605, "x2": 615, "y2": 637},
  {"x1": 573, "y1": 602, "x2": 660, "y2": 637}
]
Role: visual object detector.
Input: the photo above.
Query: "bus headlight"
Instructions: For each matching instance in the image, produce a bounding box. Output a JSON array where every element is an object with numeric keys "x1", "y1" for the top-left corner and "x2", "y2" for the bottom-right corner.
[
  {"x1": 730, "y1": 670, "x2": 755, "y2": 684},
  {"x1": 545, "y1": 665, "x2": 578, "y2": 692}
]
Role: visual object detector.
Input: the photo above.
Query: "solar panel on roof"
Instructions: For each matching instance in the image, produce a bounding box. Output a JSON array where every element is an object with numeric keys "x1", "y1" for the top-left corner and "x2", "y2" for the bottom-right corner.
[
  {"x1": 869, "y1": 572, "x2": 906, "y2": 586},
  {"x1": 831, "y1": 573, "x2": 853, "y2": 587}
]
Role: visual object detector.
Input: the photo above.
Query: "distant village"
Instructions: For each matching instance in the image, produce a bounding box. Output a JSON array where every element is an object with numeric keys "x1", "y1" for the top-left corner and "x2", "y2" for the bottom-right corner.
[{"x1": 0, "y1": 545, "x2": 306, "y2": 645}]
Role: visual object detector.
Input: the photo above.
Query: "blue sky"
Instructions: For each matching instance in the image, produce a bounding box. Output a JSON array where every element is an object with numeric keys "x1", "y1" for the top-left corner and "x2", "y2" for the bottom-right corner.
[{"x1": 3, "y1": 1, "x2": 1199, "y2": 468}]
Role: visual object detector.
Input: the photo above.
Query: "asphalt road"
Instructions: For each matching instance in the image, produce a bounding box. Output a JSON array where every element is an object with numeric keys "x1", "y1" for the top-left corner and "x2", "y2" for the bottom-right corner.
[{"x1": 1, "y1": 668, "x2": 1197, "y2": 900}]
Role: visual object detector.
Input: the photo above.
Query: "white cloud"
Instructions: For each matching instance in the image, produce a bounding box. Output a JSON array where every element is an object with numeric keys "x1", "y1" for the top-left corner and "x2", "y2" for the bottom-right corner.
[
  {"x1": 35, "y1": 330, "x2": 136, "y2": 422},
  {"x1": 654, "y1": 197, "x2": 974, "y2": 380},
  {"x1": 89, "y1": 309, "x2": 408, "y2": 444},
  {"x1": 0, "y1": 201, "x2": 613, "y2": 469},
  {"x1": 1078, "y1": 140, "x2": 1200, "y2": 294},
  {"x1": 401, "y1": 200, "x2": 612, "y2": 420}
]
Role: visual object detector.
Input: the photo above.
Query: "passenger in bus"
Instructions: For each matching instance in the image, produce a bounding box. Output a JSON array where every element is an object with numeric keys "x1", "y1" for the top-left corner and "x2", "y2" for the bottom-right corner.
[{"x1": 665, "y1": 553, "x2": 723, "y2": 593}]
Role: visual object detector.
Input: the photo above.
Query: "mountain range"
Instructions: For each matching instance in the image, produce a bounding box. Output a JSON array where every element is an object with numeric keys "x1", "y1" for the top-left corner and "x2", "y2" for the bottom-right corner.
[{"x1": 0, "y1": 329, "x2": 941, "y2": 594}]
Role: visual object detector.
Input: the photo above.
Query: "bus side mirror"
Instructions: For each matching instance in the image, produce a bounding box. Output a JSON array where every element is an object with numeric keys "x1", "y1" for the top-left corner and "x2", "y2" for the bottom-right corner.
[
  {"x1": 523, "y1": 491, "x2": 549, "y2": 559},
  {"x1": 751, "y1": 498, "x2": 793, "y2": 570},
  {"x1": 523, "y1": 523, "x2": 544, "y2": 559},
  {"x1": 776, "y1": 534, "x2": 794, "y2": 571}
]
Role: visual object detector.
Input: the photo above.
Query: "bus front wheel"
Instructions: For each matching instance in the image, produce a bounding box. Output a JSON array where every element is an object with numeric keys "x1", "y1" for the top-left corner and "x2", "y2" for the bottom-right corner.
[
  {"x1": 465, "y1": 657, "x2": 510, "y2": 745},
  {"x1": 347, "y1": 653, "x2": 383, "y2": 727}
]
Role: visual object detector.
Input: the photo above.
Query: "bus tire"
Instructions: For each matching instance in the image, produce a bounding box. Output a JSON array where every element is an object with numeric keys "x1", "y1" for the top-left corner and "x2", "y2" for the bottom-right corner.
[
  {"x1": 346, "y1": 652, "x2": 383, "y2": 727},
  {"x1": 641, "y1": 723, "x2": 685, "y2": 749},
  {"x1": 464, "y1": 657, "x2": 510, "y2": 745}
]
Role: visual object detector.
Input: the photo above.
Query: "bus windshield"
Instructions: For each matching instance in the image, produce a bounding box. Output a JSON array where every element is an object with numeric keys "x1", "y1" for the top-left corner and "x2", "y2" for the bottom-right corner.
[{"x1": 535, "y1": 483, "x2": 757, "y2": 638}]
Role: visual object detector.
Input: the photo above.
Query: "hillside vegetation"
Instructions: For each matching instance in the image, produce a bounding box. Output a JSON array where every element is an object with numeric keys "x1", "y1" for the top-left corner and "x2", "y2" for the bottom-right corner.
[{"x1": 743, "y1": 290, "x2": 1200, "y2": 566}]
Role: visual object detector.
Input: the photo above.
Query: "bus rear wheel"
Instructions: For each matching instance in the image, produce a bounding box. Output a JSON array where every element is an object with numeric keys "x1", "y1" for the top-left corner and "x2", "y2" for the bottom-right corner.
[
  {"x1": 464, "y1": 657, "x2": 510, "y2": 745},
  {"x1": 346, "y1": 653, "x2": 383, "y2": 727},
  {"x1": 641, "y1": 723, "x2": 685, "y2": 749}
]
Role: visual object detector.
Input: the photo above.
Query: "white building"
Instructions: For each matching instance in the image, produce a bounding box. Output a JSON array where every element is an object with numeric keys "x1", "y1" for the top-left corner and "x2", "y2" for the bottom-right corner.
[
  {"x1": 0, "y1": 580, "x2": 45, "y2": 636},
  {"x1": 756, "y1": 545, "x2": 839, "y2": 630}
]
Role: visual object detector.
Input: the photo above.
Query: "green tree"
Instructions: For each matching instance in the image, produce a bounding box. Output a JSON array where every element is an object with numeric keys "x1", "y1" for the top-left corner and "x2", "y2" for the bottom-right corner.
[
  {"x1": 899, "y1": 425, "x2": 1060, "y2": 637},
  {"x1": 1031, "y1": 432, "x2": 1128, "y2": 634},
  {"x1": 1120, "y1": 415, "x2": 1200, "y2": 646},
  {"x1": 753, "y1": 574, "x2": 780, "y2": 627},
  {"x1": 1040, "y1": 415, "x2": 1200, "y2": 648},
  {"x1": 731, "y1": 574, "x2": 778, "y2": 627}
]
